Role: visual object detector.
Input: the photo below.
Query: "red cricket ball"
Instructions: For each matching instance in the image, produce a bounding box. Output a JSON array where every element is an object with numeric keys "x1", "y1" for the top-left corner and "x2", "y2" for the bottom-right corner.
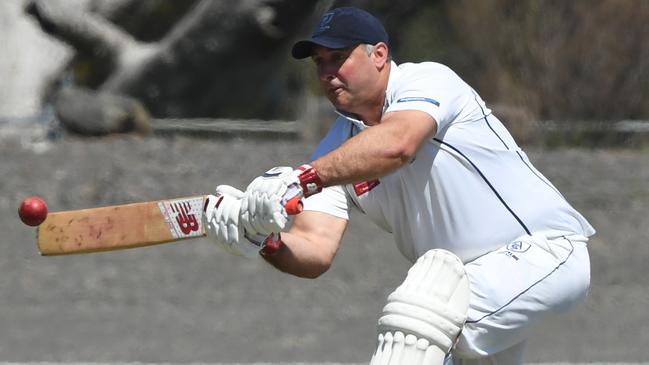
[{"x1": 18, "y1": 196, "x2": 48, "y2": 226}]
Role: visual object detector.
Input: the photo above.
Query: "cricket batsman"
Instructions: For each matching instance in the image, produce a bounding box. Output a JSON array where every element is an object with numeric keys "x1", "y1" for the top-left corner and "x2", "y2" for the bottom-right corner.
[{"x1": 204, "y1": 7, "x2": 595, "y2": 365}]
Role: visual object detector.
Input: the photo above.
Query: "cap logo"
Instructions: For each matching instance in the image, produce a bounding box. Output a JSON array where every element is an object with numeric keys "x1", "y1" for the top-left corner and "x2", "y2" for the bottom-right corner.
[{"x1": 315, "y1": 12, "x2": 334, "y2": 35}]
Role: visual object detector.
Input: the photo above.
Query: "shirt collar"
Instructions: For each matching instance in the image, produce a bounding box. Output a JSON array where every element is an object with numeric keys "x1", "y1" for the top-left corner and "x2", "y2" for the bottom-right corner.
[
  {"x1": 334, "y1": 109, "x2": 367, "y2": 131},
  {"x1": 383, "y1": 60, "x2": 400, "y2": 113}
]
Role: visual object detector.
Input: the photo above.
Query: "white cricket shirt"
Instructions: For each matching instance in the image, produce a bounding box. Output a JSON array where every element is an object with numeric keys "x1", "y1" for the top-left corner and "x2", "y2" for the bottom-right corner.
[{"x1": 303, "y1": 61, "x2": 595, "y2": 263}]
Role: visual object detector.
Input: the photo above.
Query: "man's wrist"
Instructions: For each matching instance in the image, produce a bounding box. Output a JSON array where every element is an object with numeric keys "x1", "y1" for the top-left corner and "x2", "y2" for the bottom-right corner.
[
  {"x1": 260, "y1": 233, "x2": 283, "y2": 256},
  {"x1": 295, "y1": 164, "x2": 323, "y2": 198},
  {"x1": 243, "y1": 231, "x2": 283, "y2": 257}
]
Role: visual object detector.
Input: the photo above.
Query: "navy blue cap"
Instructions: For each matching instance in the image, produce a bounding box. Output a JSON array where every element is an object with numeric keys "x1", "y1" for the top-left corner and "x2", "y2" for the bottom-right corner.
[{"x1": 291, "y1": 7, "x2": 389, "y2": 59}]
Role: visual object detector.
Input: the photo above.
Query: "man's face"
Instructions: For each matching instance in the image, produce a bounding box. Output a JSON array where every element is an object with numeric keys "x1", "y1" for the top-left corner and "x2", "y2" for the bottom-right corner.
[{"x1": 311, "y1": 44, "x2": 381, "y2": 112}]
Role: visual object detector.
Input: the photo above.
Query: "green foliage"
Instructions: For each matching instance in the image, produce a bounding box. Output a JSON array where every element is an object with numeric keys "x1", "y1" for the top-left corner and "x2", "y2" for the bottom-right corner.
[
  {"x1": 393, "y1": 3, "x2": 452, "y2": 63},
  {"x1": 394, "y1": 0, "x2": 649, "y2": 122}
]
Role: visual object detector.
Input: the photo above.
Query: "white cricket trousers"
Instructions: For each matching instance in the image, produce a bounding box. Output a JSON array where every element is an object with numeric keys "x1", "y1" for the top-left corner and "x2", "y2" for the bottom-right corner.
[{"x1": 448, "y1": 233, "x2": 591, "y2": 365}]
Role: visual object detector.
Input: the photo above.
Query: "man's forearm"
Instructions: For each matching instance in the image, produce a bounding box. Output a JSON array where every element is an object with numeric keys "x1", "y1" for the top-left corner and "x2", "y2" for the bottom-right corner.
[
  {"x1": 311, "y1": 110, "x2": 437, "y2": 187},
  {"x1": 311, "y1": 120, "x2": 413, "y2": 186},
  {"x1": 262, "y1": 231, "x2": 335, "y2": 279}
]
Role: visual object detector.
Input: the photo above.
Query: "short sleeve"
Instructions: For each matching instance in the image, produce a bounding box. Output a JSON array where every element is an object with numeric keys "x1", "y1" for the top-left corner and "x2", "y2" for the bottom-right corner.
[
  {"x1": 302, "y1": 185, "x2": 350, "y2": 220},
  {"x1": 385, "y1": 63, "x2": 467, "y2": 132}
]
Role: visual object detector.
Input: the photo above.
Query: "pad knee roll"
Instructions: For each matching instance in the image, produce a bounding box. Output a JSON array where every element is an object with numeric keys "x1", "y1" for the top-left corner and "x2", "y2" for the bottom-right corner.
[
  {"x1": 371, "y1": 249, "x2": 470, "y2": 365},
  {"x1": 371, "y1": 331, "x2": 445, "y2": 365}
]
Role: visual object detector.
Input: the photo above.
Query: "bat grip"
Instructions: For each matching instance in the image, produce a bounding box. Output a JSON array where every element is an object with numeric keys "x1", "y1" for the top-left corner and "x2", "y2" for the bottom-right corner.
[{"x1": 284, "y1": 196, "x2": 303, "y2": 215}]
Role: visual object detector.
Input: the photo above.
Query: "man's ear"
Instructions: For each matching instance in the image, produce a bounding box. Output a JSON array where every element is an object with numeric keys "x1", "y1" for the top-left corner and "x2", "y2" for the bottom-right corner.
[{"x1": 372, "y1": 42, "x2": 389, "y2": 68}]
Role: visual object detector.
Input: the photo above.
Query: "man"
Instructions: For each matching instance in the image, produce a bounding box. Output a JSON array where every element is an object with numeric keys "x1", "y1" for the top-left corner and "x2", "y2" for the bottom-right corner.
[{"x1": 204, "y1": 7, "x2": 594, "y2": 365}]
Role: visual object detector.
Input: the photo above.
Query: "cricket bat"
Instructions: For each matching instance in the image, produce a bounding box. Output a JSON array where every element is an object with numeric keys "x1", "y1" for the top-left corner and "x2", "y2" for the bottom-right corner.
[{"x1": 36, "y1": 195, "x2": 302, "y2": 256}]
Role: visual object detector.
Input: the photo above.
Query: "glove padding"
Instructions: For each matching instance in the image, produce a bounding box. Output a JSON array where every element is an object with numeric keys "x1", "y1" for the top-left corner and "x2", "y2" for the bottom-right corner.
[
  {"x1": 241, "y1": 167, "x2": 294, "y2": 236},
  {"x1": 204, "y1": 185, "x2": 264, "y2": 258},
  {"x1": 241, "y1": 165, "x2": 322, "y2": 236}
]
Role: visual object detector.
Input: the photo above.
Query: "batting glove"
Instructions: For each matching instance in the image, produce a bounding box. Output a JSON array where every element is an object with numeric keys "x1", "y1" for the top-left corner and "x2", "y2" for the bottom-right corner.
[
  {"x1": 204, "y1": 185, "x2": 266, "y2": 258},
  {"x1": 241, "y1": 164, "x2": 322, "y2": 236}
]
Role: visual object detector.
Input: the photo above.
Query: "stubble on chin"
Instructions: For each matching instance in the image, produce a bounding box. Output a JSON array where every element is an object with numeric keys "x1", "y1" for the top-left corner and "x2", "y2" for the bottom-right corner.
[
  {"x1": 325, "y1": 85, "x2": 358, "y2": 113},
  {"x1": 330, "y1": 96, "x2": 352, "y2": 112}
]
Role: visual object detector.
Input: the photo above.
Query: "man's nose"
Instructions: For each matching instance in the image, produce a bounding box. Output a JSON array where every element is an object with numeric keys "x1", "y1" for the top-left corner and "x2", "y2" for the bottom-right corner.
[{"x1": 318, "y1": 64, "x2": 336, "y2": 81}]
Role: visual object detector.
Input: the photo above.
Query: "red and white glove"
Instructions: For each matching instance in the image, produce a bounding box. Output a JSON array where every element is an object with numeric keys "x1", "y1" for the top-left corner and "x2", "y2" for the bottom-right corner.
[
  {"x1": 241, "y1": 164, "x2": 322, "y2": 236},
  {"x1": 204, "y1": 185, "x2": 269, "y2": 258}
]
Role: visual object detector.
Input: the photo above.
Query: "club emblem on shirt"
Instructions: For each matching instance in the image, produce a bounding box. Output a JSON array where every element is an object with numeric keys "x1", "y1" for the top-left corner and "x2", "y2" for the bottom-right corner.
[{"x1": 506, "y1": 240, "x2": 531, "y2": 253}]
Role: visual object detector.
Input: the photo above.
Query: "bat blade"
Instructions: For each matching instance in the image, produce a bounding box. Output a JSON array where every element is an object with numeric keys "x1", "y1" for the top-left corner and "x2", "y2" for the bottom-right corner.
[{"x1": 37, "y1": 196, "x2": 206, "y2": 255}]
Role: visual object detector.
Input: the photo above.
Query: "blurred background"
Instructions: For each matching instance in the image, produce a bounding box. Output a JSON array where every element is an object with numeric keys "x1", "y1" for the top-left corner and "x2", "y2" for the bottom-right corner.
[{"x1": 1, "y1": 0, "x2": 648, "y2": 363}]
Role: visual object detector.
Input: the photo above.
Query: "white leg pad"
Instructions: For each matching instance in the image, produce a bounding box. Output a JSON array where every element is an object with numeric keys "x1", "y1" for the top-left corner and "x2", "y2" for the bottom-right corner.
[{"x1": 369, "y1": 249, "x2": 470, "y2": 365}]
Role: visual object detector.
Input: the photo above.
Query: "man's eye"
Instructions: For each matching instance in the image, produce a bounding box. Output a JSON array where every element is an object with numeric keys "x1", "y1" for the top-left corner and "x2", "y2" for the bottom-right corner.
[{"x1": 332, "y1": 54, "x2": 345, "y2": 63}]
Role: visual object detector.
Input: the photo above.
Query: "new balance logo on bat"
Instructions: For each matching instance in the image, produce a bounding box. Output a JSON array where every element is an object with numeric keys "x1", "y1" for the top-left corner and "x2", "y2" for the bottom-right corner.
[
  {"x1": 172, "y1": 201, "x2": 199, "y2": 234},
  {"x1": 159, "y1": 197, "x2": 204, "y2": 238}
]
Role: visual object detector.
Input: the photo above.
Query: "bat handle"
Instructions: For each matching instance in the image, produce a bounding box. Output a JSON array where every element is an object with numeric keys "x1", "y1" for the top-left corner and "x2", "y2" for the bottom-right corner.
[{"x1": 284, "y1": 196, "x2": 303, "y2": 215}]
